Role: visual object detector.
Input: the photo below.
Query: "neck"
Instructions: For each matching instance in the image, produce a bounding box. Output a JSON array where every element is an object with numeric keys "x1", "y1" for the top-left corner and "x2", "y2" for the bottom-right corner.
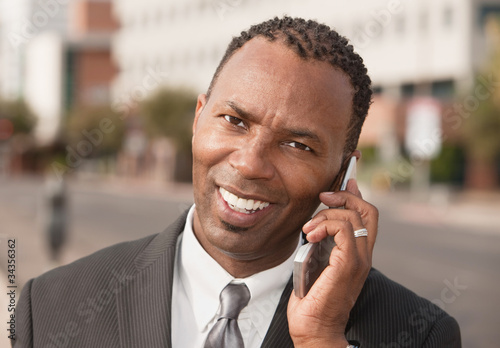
[{"x1": 192, "y1": 212, "x2": 300, "y2": 278}]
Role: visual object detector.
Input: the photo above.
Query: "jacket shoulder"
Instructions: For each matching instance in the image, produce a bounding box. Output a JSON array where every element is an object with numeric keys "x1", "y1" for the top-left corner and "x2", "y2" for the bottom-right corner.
[
  {"x1": 347, "y1": 268, "x2": 461, "y2": 347},
  {"x1": 32, "y1": 233, "x2": 157, "y2": 293}
]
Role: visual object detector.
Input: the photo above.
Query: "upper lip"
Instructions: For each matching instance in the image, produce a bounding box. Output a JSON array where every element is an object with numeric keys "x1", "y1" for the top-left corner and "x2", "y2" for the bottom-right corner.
[{"x1": 218, "y1": 184, "x2": 273, "y2": 203}]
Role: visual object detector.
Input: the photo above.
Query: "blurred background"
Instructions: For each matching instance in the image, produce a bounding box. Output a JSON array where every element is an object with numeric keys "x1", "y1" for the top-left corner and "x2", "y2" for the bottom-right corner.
[{"x1": 0, "y1": 0, "x2": 499, "y2": 346}]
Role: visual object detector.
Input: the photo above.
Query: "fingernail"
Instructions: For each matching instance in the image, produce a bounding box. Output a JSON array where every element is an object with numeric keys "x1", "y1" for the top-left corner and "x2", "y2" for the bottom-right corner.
[
  {"x1": 321, "y1": 191, "x2": 335, "y2": 195},
  {"x1": 306, "y1": 230, "x2": 320, "y2": 243},
  {"x1": 303, "y1": 218, "x2": 314, "y2": 229}
]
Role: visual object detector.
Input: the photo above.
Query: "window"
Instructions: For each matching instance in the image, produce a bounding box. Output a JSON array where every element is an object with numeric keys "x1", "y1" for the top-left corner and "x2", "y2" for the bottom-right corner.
[
  {"x1": 401, "y1": 83, "x2": 415, "y2": 98},
  {"x1": 443, "y1": 6, "x2": 453, "y2": 28},
  {"x1": 419, "y1": 10, "x2": 429, "y2": 34},
  {"x1": 431, "y1": 79, "x2": 455, "y2": 99},
  {"x1": 395, "y1": 15, "x2": 405, "y2": 35}
]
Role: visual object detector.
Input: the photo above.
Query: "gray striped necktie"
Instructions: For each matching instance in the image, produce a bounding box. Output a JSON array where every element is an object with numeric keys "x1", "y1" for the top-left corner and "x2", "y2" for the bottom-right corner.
[{"x1": 204, "y1": 283, "x2": 251, "y2": 348}]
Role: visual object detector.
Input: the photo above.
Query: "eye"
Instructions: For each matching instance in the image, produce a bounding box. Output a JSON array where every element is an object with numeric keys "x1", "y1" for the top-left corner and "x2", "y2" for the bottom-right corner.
[
  {"x1": 284, "y1": 141, "x2": 312, "y2": 152},
  {"x1": 223, "y1": 115, "x2": 245, "y2": 129}
]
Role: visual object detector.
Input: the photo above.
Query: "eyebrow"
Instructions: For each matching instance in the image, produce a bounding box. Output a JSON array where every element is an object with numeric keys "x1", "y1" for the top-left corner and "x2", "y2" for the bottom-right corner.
[{"x1": 226, "y1": 100, "x2": 322, "y2": 144}]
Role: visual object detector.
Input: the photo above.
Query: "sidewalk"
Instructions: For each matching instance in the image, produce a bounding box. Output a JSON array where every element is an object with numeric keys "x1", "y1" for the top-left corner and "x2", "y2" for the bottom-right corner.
[
  {"x1": 75, "y1": 174, "x2": 500, "y2": 234},
  {"x1": 369, "y1": 187, "x2": 500, "y2": 235},
  {"x1": 71, "y1": 172, "x2": 194, "y2": 202}
]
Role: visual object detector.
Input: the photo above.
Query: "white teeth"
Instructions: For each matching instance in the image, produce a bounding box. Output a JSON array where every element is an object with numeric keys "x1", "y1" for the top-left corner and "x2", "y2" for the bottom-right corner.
[
  {"x1": 245, "y1": 199, "x2": 254, "y2": 210},
  {"x1": 236, "y1": 198, "x2": 246, "y2": 209},
  {"x1": 219, "y1": 187, "x2": 270, "y2": 213},
  {"x1": 228, "y1": 192, "x2": 238, "y2": 206}
]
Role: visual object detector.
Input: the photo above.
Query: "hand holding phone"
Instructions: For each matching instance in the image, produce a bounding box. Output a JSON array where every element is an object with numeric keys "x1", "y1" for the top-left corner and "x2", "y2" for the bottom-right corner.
[{"x1": 293, "y1": 156, "x2": 357, "y2": 298}]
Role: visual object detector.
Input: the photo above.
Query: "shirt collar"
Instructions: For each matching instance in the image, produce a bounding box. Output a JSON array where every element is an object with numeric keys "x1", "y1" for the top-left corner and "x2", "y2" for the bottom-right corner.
[{"x1": 179, "y1": 204, "x2": 302, "y2": 337}]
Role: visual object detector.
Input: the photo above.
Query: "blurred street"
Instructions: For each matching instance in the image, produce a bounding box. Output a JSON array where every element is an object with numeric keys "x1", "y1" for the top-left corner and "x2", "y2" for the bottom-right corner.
[{"x1": 1, "y1": 175, "x2": 499, "y2": 347}]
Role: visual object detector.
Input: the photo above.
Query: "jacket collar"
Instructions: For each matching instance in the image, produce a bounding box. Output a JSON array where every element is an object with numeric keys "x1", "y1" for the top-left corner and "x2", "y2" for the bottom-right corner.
[
  {"x1": 115, "y1": 208, "x2": 296, "y2": 348},
  {"x1": 116, "y1": 209, "x2": 188, "y2": 348}
]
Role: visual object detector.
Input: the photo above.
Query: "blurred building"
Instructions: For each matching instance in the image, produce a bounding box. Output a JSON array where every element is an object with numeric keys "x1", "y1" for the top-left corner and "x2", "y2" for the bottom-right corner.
[
  {"x1": 111, "y1": 0, "x2": 500, "y2": 188},
  {"x1": 0, "y1": 0, "x2": 69, "y2": 101},
  {"x1": 65, "y1": 0, "x2": 117, "y2": 108},
  {"x1": 111, "y1": 0, "x2": 498, "y2": 100},
  {"x1": 0, "y1": 0, "x2": 117, "y2": 146}
]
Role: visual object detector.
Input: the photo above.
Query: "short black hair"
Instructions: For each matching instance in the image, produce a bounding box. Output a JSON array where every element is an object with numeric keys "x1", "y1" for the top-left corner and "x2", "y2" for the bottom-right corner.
[{"x1": 207, "y1": 16, "x2": 372, "y2": 157}]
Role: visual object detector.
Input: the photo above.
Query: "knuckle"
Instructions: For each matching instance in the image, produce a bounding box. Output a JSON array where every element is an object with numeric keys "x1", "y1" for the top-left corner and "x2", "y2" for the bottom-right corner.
[
  {"x1": 345, "y1": 209, "x2": 359, "y2": 220},
  {"x1": 368, "y1": 204, "x2": 379, "y2": 218},
  {"x1": 338, "y1": 219, "x2": 353, "y2": 232}
]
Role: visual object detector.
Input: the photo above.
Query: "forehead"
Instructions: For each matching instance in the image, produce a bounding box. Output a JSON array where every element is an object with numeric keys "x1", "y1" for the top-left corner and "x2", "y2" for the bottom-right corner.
[{"x1": 208, "y1": 38, "x2": 354, "y2": 147}]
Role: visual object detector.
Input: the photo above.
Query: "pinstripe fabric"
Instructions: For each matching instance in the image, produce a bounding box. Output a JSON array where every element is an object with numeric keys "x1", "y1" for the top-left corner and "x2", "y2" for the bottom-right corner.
[
  {"x1": 346, "y1": 269, "x2": 461, "y2": 347},
  {"x1": 261, "y1": 278, "x2": 294, "y2": 348},
  {"x1": 13, "y1": 210, "x2": 461, "y2": 347}
]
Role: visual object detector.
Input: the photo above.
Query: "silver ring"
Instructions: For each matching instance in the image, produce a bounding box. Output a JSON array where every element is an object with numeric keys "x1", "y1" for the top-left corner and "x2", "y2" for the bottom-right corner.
[{"x1": 354, "y1": 228, "x2": 368, "y2": 238}]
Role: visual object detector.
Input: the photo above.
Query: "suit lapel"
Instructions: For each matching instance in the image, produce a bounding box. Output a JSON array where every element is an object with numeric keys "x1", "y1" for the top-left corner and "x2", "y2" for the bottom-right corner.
[
  {"x1": 261, "y1": 277, "x2": 294, "y2": 348},
  {"x1": 116, "y1": 210, "x2": 189, "y2": 348}
]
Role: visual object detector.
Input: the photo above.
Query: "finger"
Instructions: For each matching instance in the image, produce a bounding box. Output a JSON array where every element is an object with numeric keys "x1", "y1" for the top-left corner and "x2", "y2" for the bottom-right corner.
[
  {"x1": 346, "y1": 178, "x2": 362, "y2": 199},
  {"x1": 307, "y1": 217, "x2": 369, "y2": 262},
  {"x1": 307, "y1": 219, "x2": 358, "y2": 260},
  {"x1": 305, "y1": 209, "x2": 364, "y2": 242},
  {"x1": 303, "y1": 201, "x2": 370, "y2": 259},
  {"x1": 304, "y1": 220, "x2": 368, "y2": 301},
  {"x1": 318, "y1": 191, "x2": 378, "y2": 257}
]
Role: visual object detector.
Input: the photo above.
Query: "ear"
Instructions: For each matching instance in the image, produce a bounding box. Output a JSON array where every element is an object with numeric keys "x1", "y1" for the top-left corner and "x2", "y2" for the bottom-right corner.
[
  {"x1": 351, "y1": 149, "x2": 362, "y2": 161},
  {"x1": 329, "y1": 149, "x2": 362, "y2": 192},
  {"x1": 192, "y1": 93, "x2": 207, "y2": 135}
]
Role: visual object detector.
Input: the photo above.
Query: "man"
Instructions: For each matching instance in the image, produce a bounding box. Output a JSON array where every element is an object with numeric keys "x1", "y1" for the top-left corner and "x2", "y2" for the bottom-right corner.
[{"x1": 13, "y1": 17, "x2": 461, "y2": 347}]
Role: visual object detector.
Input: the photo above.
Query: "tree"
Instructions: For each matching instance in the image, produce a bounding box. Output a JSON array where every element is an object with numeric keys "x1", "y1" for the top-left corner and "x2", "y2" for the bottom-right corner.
[
  {"x1": 139, "y1": 87, "x2": 197, "y2": 152},
  {"x1": 463, "y1": 16, "x2": 500, "y2": 189},
  {"x1": 0, "y1": 99, "x2": 37, "y2": 139},
  {"x1": 65, "y1": 106, "x2": 125, "y2": 157}
]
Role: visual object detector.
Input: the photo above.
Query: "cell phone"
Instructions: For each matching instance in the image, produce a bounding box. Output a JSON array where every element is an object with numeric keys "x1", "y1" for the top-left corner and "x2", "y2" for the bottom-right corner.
[{"x1": 293, "y1": 156, "x2": 357, "y2": 298}]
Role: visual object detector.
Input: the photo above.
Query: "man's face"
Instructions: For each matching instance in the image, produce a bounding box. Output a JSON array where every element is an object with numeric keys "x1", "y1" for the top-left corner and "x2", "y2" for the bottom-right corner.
[{"x1": 191, "y1": 38, "x2": 354, "y2": 270}]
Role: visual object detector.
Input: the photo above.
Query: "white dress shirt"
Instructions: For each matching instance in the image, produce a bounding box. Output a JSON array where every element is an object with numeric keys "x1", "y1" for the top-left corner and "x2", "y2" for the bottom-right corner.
[{"x1": 172, "y1": 205, "x2": 302, "y2": 348}]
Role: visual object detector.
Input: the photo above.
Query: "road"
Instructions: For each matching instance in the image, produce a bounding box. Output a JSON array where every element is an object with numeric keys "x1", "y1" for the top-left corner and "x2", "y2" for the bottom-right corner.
[{"x1": 1, "y1": 175, "x2": 499, "y2": 347}]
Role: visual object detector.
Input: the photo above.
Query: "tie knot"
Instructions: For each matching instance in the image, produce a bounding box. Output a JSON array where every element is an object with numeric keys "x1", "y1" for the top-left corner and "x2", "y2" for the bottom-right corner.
[{"x1": 219, "y1": 283, "x2": 250, "y2": 320}]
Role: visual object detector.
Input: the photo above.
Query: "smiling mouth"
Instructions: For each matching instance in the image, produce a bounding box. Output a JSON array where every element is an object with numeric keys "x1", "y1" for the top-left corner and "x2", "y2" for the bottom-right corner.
[{"x1": 219, "y1": 187, "x2": 270, "y2": 214}]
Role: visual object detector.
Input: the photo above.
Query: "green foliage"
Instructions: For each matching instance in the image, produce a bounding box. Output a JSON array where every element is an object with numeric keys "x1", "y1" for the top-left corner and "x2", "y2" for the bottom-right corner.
[
  {"x1": 430, "y1": 145, "x2": 466, "y2": 184},
  {"x1": 0, "y1": 99, "x2": 37, "y2": 135},
  {"x1": 464, "y1": 95, "x2": 500, "y2": 161},
  {"x1": 140, "y1": 87, "x2": 197, "y2": 151},
  {"x1": 358, "y1": 146, "x2": 377, "y2": 164},
  {"x1": 463, "y1": 18, "x2": 500, "y2": 163},
  {"x1": 65, "y1": 106, "x2": 125, "y2": 156}
]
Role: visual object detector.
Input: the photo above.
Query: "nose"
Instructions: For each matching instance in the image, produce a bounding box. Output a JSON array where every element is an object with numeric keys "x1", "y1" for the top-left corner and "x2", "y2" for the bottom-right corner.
[{"x1": 228, "y1": 138, "x2": 275, "y2": 181}]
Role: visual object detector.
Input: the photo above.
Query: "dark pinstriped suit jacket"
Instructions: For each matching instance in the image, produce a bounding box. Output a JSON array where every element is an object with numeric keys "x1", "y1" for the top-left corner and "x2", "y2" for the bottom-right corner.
[{"x1": 13, "y1": 210, "x2": 461, "y2": 347}]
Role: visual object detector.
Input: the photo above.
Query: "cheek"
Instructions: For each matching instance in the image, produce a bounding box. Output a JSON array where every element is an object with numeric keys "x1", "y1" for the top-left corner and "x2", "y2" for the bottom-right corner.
[
  {"x1": 279, "y1": 162, "x2": 331, "y2": 209},
  {"x1": 192, "y1": 127, "x2": 228, "y2": 170}
]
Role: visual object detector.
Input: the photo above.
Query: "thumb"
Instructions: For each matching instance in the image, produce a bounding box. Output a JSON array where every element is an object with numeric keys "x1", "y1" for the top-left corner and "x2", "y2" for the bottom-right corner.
[{"x1": 346, "y1": 178, "x2": 362, "y2": 199}]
